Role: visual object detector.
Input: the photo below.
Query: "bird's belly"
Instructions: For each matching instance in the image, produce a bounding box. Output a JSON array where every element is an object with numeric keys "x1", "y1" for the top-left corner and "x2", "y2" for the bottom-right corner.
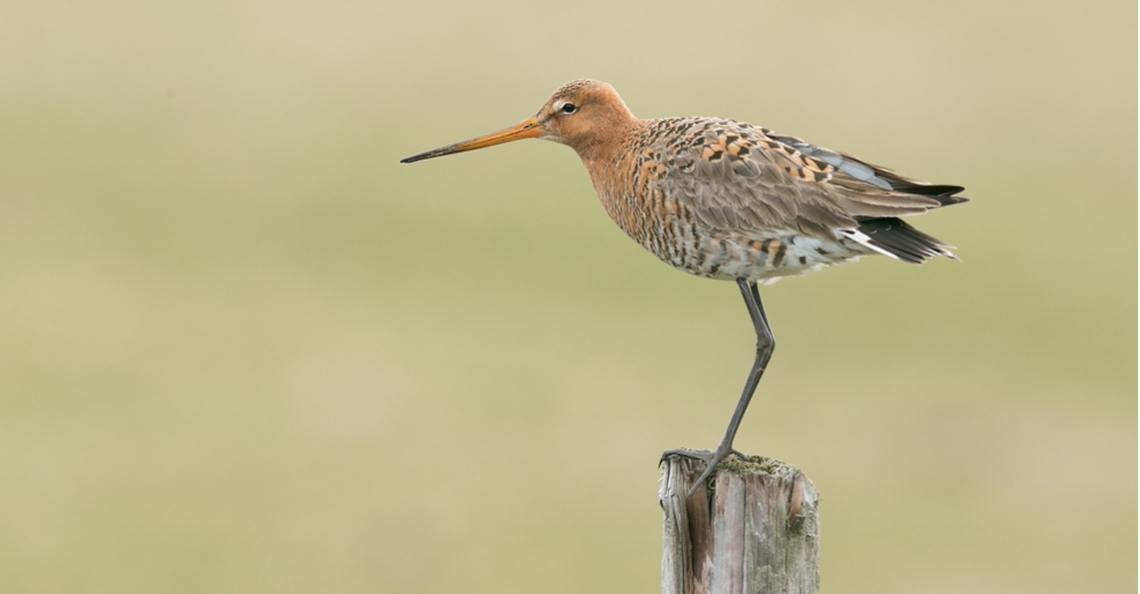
[{"x1": 651, "y1": 232, "x2": 863, "y2": 283}]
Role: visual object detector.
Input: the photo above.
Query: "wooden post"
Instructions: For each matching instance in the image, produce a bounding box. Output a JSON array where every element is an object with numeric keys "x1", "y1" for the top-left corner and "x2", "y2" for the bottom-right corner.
[{"x1": 660, "y1": 451, "x2": 820, "y2": 594}]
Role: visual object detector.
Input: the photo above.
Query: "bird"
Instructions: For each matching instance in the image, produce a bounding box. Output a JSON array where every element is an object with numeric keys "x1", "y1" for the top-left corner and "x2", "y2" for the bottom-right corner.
[{"x1": 400, "y1": 79, "x2": 965, "y2": 496}]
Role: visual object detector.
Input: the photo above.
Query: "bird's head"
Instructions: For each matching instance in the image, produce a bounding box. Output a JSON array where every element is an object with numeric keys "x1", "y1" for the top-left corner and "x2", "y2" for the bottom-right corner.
[{"x1": 400, "y1": 79, "x2": 636, "y2": 163}]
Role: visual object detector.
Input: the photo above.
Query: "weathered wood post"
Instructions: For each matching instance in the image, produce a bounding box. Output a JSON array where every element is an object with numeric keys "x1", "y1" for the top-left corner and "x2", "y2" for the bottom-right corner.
[{"x1": 660, "y1": 451, "x2": 820, "y2": 594}]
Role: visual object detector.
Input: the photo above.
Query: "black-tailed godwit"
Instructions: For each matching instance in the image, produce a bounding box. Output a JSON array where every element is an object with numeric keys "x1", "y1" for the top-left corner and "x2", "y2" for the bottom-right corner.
[{"x1": 401, "y1": 80, "x2": 965, "y2": 495}]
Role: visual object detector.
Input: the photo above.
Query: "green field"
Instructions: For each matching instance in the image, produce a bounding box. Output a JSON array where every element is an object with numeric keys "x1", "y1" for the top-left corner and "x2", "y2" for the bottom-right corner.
[{"x1": 1, "y1": 1, "x2": 1135, "y2": 592}]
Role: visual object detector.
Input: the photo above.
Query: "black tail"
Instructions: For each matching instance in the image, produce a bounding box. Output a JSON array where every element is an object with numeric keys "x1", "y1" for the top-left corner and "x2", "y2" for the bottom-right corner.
[
  {"x1": 892, "y1": 184, "x2": 969, "y2": 207},
  {"x1": 857, "y1": 217, "x2": 956, "y2": 264}
]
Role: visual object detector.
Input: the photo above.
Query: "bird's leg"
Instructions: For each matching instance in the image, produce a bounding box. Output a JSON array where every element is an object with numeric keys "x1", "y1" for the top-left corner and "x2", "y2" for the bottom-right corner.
[
  {"x1": 749, "y1": 280, "x2": 770, "y2": 328},
  {"x1": 664, "y1": 278, "x2": 775, "y2": 497}
]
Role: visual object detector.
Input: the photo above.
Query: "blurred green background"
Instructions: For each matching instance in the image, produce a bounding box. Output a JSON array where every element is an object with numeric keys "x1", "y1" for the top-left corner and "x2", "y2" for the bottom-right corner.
[{"x1": 1, "y1": 0, "x2": 1135, "y2": 592}]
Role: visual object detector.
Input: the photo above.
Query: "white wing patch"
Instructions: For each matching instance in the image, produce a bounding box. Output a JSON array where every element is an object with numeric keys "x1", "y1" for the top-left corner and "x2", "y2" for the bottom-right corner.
[{"x1": 838, "y1": 229, "x2": 902, "y2": 260}]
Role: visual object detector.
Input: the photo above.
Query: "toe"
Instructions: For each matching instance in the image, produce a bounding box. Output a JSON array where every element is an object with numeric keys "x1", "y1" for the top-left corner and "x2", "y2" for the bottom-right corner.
[{"x1": 660, "y1": 448, "x2": 714, "y2": 464}]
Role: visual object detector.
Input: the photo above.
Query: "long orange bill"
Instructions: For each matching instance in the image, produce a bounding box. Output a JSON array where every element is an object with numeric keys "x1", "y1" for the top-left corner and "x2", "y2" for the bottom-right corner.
[{"x1": 400, "y1": 117, "x2": 544, "y2": 163}]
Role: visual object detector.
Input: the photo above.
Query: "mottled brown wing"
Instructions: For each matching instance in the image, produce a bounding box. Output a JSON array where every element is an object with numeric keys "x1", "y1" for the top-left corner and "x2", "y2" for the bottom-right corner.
[
  {"x1": 651, "y1": 118, "x2": 962, "y2": 240},
  {"x1": 761, "y1": 128, "x2": 968, "y2": 205}
]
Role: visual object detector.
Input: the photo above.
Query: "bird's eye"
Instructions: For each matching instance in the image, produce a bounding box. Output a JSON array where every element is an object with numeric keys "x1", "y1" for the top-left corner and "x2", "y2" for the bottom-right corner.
[{"x1": 561, "y1": 102, "x2": 577, "y2": 114}]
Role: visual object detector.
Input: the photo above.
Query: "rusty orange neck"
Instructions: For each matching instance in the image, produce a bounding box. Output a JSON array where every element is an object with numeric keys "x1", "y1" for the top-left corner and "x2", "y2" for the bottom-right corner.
[{"x1": 568, "y1": 118, "x2": 642, "y2": 172}]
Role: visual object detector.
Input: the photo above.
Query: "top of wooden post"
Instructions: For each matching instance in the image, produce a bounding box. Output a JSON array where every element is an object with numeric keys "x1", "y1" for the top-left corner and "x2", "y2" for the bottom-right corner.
[{"x1": 660, "y1": 450, "x2": 820, "y2": 594}]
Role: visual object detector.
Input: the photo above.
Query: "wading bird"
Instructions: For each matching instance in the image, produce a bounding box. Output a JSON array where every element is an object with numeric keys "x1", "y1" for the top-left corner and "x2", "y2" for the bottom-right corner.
[{"x1": 401, "y1": 80, "x2": 965, "y2": 495}]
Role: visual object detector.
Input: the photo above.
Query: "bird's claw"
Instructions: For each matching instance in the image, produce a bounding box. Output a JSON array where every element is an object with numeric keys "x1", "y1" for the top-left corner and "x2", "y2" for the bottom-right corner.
[
  {"x1": 659, "y1": 448, "x2": 714, "y2": 466},
  {"x1": 660, "y1": 446, "x2": 748, "y2": 498}
]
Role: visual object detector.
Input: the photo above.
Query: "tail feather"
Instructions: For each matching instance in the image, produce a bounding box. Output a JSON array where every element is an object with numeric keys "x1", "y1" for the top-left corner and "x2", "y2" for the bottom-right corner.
[
  {"x1": 892, "y1": 184, "x2": 969, "y2": 207},
  {"x1": 845, "y1": 218, "x2": 957, "y2": 264}
]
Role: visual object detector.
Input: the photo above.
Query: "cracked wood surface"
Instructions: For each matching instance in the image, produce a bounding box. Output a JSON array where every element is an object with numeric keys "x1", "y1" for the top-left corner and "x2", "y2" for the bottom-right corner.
[{"x1": 660, "y1": 451, "x2": 819, "y2": 594}]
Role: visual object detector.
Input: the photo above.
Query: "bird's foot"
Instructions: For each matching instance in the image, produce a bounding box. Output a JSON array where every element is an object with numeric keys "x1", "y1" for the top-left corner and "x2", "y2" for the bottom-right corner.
[
  {"x1": 659, "y1": 447, "x2": 712, "y2": 465},
  {"x1": 660, "y1": 444, "x2": 747, "y2": 498}
]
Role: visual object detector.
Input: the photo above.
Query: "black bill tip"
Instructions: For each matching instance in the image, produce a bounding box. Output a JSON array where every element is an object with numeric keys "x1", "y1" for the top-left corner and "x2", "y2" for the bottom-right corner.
[{"x1": 399, "y1": 144, "x2": 460, "y2": 164}]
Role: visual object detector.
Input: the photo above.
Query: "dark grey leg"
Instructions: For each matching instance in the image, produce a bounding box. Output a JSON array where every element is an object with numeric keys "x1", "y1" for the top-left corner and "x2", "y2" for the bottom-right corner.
[{"x1": 663, "y1": 278, "x2": 776, "y2": 497}]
